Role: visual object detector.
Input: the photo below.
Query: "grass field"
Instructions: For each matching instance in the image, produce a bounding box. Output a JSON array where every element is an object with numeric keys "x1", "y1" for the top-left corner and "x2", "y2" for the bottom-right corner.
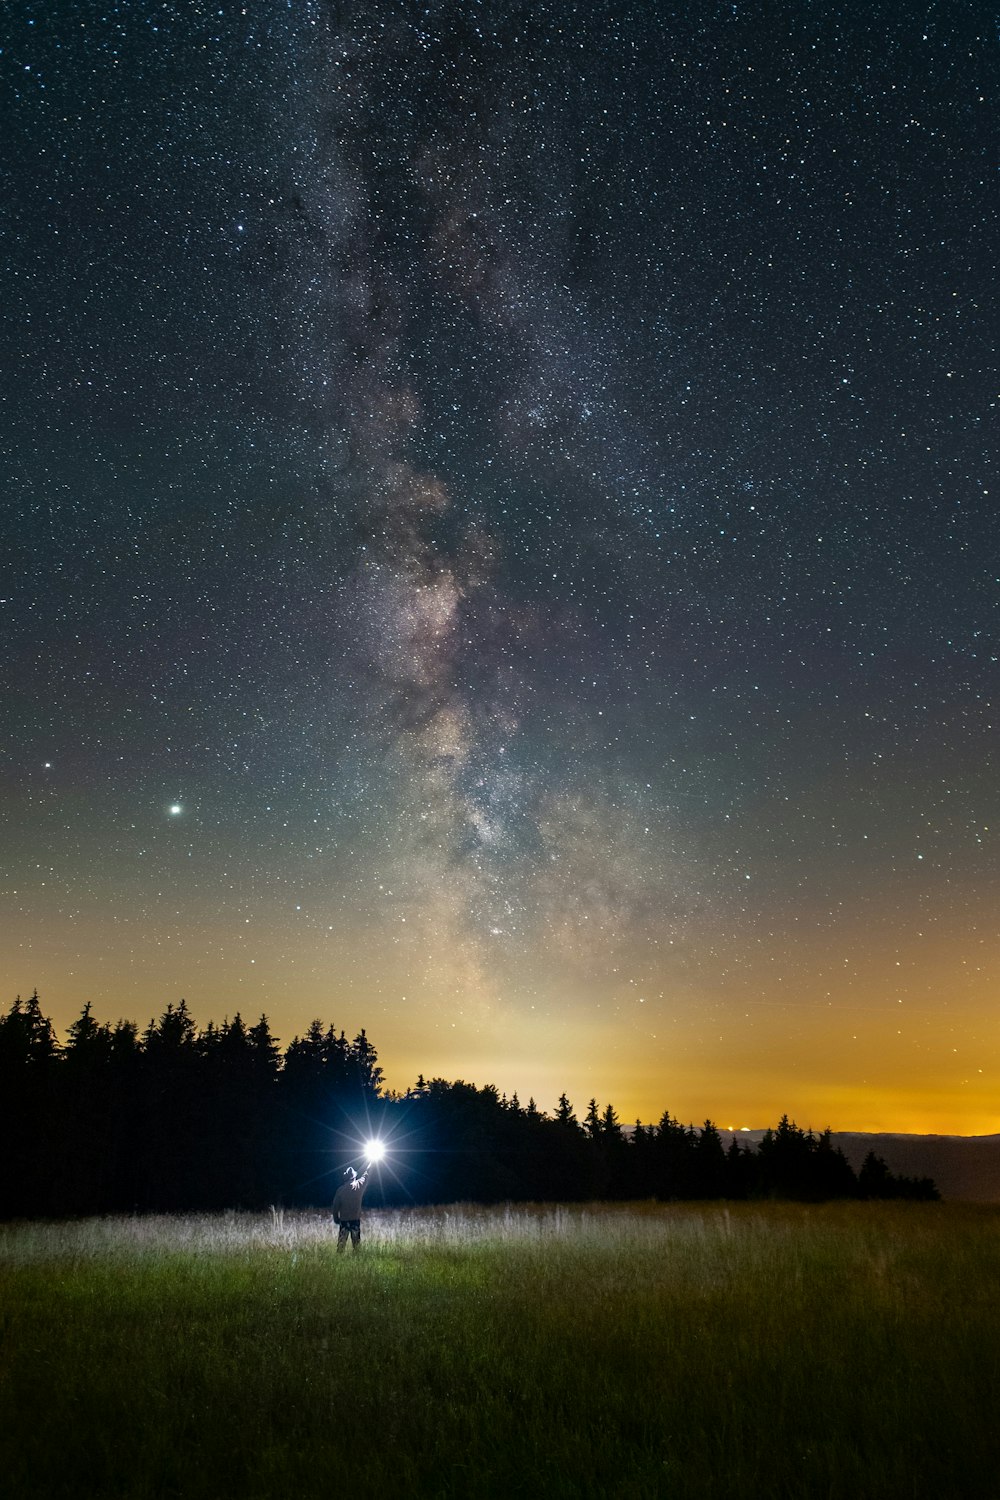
[{"x1": 2, "y1": 1201, "x2": 998, "y2": 1498}]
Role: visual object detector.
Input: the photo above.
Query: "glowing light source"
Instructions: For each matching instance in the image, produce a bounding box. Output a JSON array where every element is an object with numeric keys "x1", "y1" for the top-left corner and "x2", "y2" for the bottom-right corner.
[
  {"x1": 365, "y1": 1139, "x2": 387, "y2": 1163},
  {"x1": 169, "y1": 804, "x2": 182, "y2": 816}
]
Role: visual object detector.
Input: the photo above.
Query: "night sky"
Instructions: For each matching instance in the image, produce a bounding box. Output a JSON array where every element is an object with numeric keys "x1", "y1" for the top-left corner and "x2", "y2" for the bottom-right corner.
[{"x1": 3, "y1": 1, "x2": 996, "y2": 1133}]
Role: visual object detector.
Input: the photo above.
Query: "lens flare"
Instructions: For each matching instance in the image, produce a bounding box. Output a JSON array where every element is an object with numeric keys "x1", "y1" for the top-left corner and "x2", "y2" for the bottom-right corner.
[{"x1": 365, "y1": 1139, "x2": 386, "y2": 1163}]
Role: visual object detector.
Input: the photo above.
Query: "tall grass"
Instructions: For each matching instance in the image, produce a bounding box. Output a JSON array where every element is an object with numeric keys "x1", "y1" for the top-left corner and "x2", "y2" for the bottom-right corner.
[{"x1": 2, "y1": 1202, "x2": 998, "y2": 1498}]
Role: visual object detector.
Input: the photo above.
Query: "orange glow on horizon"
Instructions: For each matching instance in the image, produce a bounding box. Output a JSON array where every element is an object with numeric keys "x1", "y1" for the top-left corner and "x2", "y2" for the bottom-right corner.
[{"x1": 7, "y1": 852, "x2": 998, "y2": 1140}]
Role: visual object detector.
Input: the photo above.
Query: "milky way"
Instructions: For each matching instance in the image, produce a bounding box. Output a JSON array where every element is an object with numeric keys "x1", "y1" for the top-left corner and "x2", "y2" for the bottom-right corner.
[{"x1": 2, "y1": 1, "x2": 996, "y2": 1129}]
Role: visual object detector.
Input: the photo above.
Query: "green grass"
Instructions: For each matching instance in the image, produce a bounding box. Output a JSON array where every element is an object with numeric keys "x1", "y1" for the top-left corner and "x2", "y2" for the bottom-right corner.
[{"x1": 2, "y1": 1202, "x2": 998, "y2": 1498}]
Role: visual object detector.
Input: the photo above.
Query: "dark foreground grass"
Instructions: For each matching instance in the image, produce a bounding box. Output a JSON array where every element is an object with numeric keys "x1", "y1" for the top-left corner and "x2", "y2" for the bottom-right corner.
[{"x1": 2, "y1": 1201, "x2": 998, "y2": 1499}]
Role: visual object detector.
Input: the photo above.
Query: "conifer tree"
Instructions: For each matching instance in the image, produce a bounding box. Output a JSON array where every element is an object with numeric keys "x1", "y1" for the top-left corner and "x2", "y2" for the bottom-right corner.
[
  {"x1": 350, "y1": 1029, "x2": 384, "y2": 1096},
  {"x1": 554, "y1": 1092, "x2": 578, "y2": 1127},
  {"x1": 248, "y1": 1015, "x2": 281, "y2": 1080},
  {"x1": 696, "y1": 1121, "x2": 727, "y2": 1197}
]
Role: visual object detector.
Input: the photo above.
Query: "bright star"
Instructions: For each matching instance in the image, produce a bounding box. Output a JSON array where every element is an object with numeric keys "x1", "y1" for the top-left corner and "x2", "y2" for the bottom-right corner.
[{"x1": 169, "y1": 804, "x2": 182, "y2": 816}]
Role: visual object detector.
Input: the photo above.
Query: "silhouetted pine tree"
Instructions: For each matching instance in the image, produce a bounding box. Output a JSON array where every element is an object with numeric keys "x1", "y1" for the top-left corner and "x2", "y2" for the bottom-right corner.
[
  {"x1": 349, "y1": 1028, "x2": 384, "y2": 1100},
  {"x1": 246, "y1": 1015, "x2": 282, "y2": 1201},
  {"x1": 554, "y1": 1093, "x2": 578, "y2": 1127},
  {"x1": 104, "y1": 1019, "x2": 143, "y2": 1209},
  {"x1": 812, "y1": 1128, "x2": 858, "y2": 1200},
  {"x1": 56, "y1": 1002, "x2": 116, "y2": 1211},
  {"x1": 277, "y1": 1021, "x2": 354, "y2": 1204},
  {"x1": 856, "y1": 1150, "x2": 937, "y2": 1200},
  {"x1": 138, "y1": 1000, "x2": 201, "y2": 1209},
  {"x1": 0, "y1": 992, "x2": 60, "y2": 1213},
  {"x1": 757, "y1": 1115, "x2": 812, "y2": 1199},
  {"x1": 623, "y1": 1121, "x2": 655, "y2": 1199},
  {"x1": 858, "y1": 1150, "x2": 893, "y2": 1197},
  {"x1": 724, "y1": 1136, "x2": 753, "y2": 1199},
  {"x1": 696, "y1": 1121, "x2": 728, "y2": 1198},
  {"x1": 542, "y1": 1093, "x2": 590, "y2": 1199},
  {"x1": 651, "y1": 1110, "x2": 698, "y2": 1199}
]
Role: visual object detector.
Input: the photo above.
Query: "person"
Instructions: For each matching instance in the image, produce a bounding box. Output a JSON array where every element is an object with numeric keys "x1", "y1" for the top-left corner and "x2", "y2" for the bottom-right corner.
[{"x1": 332, "y1": 1164, "x2": 370, "y2": 1252}]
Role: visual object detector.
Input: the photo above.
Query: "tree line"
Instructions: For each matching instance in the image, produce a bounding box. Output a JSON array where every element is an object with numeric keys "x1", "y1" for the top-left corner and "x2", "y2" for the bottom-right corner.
[{"x1": 0, "y1": 992, "x2": 938, "y2": 1217}]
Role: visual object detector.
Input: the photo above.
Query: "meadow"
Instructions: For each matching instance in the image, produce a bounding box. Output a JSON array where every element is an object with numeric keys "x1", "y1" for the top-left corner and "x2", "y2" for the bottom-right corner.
[{"x1": 2, "y1": 1201, "x2": 998, "y2": 1499}]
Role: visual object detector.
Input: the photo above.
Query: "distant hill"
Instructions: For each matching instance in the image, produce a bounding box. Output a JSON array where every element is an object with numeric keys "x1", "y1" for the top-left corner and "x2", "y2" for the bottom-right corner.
[{"x1": 719, "y1": 1130, "x2": 1000, "y2": 1202}]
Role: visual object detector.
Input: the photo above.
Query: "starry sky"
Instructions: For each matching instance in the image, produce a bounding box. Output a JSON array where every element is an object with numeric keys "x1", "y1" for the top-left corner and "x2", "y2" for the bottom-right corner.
[{"x1": 2, "y1": 0, "x2": 997, "y2": 1133}]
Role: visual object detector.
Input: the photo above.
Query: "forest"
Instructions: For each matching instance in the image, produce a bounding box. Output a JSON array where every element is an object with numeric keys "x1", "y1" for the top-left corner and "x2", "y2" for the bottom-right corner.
[{"x1": 0, "y1": 992, "x2": 938, "y2": 1216}]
